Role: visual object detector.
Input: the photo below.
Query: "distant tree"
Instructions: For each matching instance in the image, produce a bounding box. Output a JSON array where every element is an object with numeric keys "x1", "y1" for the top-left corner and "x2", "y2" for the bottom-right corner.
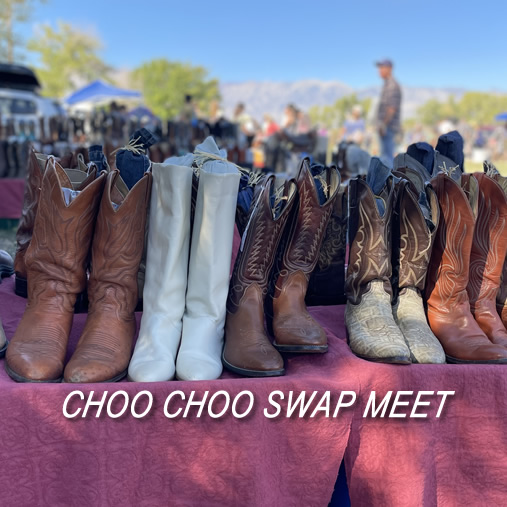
[
  {"x1": 131, "y1": 59, "x2": 220, "y2": 120},
  {"x1": 309, "y1": 94, "x2": 371, "y2": 129},
  {"x1": 417, "y1": 92, "x2": 507, "y2": 127},
  {"x1": 28, "y1": 22, "x2": 111, "y2": 98},
  {"x1": 417, "y1": 99, "x2": 449, "y2": 126},
  {"x1": 455, "y1": 92, "x2": 507, "y2": 126},
  {"x1": 0, "y1": 0, "x2": 45, "y2": 63}
]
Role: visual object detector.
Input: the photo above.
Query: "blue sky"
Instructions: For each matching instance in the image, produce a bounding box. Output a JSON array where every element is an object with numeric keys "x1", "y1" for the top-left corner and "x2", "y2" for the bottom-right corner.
[{"x1": 20, "y1": 0, "x2": 507, "y2": 90}]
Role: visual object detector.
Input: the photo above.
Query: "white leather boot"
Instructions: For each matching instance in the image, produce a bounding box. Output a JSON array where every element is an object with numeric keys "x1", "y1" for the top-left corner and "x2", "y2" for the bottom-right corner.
[
  {"x1": 176, "y1": 160, "x2": 240, "y2": 380},
  {"x1": 128, "y1": 162, "x2": 193, "y2": 382}
]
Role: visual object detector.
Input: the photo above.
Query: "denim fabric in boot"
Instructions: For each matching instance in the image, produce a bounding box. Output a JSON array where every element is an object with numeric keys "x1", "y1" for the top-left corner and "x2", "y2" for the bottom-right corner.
[
  {"x1": 436, "y1": 130, "x2": 464, "y2": 173},
  {"x1": 115, "y1": 128, "x2": 157, "y2": 189}
]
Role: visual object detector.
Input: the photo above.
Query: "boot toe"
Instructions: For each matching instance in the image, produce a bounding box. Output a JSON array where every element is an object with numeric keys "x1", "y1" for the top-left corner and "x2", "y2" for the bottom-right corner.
[
  {"x1": 6, "y1": 353, "x2": 63, "y2": 382},
  {"x1": 64, "y1": 360, "x2": 126, "y2": 383},
  {"x1": 409, "y1": 343, "x2": 446, "y2": 364},
  {"x1": 176, "y1": 353, "x2": 222, "y2": 381},
  {"x1": 128, "y1": 359, "x2": 175, "y2": 382},
  {"x1": 274, "y1": 314, "x2": 327, "y2": 349},
  {"x1": 224, "y1": 345, "x2": 284, "y2": 374}
]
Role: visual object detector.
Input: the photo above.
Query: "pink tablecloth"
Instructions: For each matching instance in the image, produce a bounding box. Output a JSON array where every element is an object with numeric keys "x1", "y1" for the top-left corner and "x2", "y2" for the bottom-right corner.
[
  {"x1": 0, "y1": 227, "x2": 506, "y2": 505},
  {"x1": 0, "y1": 275, "x2": 353, "y2": 507},
  {"x1": 0, "y1": 178, "x2": 25, "y2": 219}
]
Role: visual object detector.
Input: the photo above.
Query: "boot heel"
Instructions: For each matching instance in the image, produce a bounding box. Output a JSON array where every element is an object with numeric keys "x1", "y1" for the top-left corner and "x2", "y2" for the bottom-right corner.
[{"x1": 14, "y1": 275, "x2": 27, "y2": 298}]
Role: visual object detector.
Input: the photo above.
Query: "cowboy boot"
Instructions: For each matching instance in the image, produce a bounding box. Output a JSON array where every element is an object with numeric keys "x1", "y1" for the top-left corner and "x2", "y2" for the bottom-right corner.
[
  {"x1": 115, "y1": 131, "x2": 157, "y2": 312},
  {"x1": 0, "y1": 318, "x2": 6, "y2": 358},
  {"x1": 270, "y1": 159, "x2": 339, "y2": 352},
  {"x1": 14, "y1": 150, "x2": 96, "y2": 298},
  {"x1": 484, "y1": 163, "x2": 507, "y2": 328},
  {"x1": 223, "y1": 175, "x2": 297, "y2": 376},
  {"x1": 64, "y1": 170, "x2": 152, "y2": 383},
  {"x1": 426, "y1": 172, "x2": 507, "y2": 363},
  {"x1": 391, "y1": 169, "x2": 445, "y2": 364},
  {"x1": 305, "y1": 184, "x2": 347, "y2": 306},
  {"x1": 175, "y1": 159, "x2": 241, "y2": 381},
  {"x1": 345, "y1": 167, "x2": 411, "y2": 364},
  {"x1": 128, "y1": 161, "x2": 194, "y2": 382},
  {"x1": 6, "y1": 159, "x2": 105, "y2": 382},
  {"x1": 466, "y1": 173, "x2": 507, "y2": 347}
]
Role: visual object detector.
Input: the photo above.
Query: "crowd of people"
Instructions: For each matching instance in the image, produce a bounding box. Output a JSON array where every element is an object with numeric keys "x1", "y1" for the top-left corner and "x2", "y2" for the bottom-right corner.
[{"x1": 2, "y1": 58, "x2": 507, "y2": 179}]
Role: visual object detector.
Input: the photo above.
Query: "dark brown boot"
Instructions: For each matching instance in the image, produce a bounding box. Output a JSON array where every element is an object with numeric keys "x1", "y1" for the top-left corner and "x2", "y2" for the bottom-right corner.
[
  {"x1": 223, "y1": 176, "x2": 297, "y2": 376},
  {"x1": 6, "y1": 160, "x2": 106, "y2": 382},
  {"x1": 271, "y1": 159, "x2": 339, "y2": 352},
  {"x1": 64, "y1": 170, "x2": 152, "y2": 383},
  {"x1": 426, "y1": 172, "x2": 507, "y2": 363},
  {"x1": 14, "y1": 150, "x2": 95, "y2": 298}
]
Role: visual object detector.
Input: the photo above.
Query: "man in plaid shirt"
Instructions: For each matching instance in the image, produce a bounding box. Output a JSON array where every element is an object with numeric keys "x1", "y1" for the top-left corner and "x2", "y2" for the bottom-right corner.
[{"x1": 376, "y1": 59, "x2": 402, "y2": 165}]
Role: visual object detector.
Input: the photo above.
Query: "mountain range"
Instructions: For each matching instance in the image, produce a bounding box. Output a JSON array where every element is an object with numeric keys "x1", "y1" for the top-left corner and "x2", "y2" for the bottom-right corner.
[{"x1": 219, "y1": 80, "x2": 467, "y2": 122}]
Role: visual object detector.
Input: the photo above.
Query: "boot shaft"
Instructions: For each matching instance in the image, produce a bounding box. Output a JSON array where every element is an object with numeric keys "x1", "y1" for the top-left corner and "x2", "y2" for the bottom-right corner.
[
  {"x1": 228, "y1": 175, "x2": 297, "y2": 314},
  {"x1": 392, "y1": 172, "x2": 439, "y2": 294},
  {"x1": 88, "y1": 170, "x2": 152, "y2": 317},
  {"x1": 15, "y1": 150, "x2": 46, "y2": 268},
  {"x1": 15, "y1": 150, "x2": 96, "y2": 273},
  {"x1": 426, "y1": 173, "x2": 477, "y2": 305},
  {"x1": 274, "y1": 159, "x2": 339, "y2": 292},
  {"x1": 468, "y1": 173, "x2": 507, "y2": 307},
  {"x1": 25, "y1": 159, "x2": 105, "y2": 309},
  {"x1": 346, "y1": 176, "x2": 395, "y2": 305},
  {"x1": 488, "y1": 166, "x2": 507, "y2": 313}
]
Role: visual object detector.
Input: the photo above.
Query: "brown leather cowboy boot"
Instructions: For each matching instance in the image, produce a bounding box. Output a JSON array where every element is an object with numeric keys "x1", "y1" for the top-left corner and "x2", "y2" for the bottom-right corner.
[
  {"x1": 6, "y1": 159, "x2": 106, "y2": 382},
  {"x1": 14, "y1": 149, "x2": 95, "y2": 298},
  {"x1": 391, "y1": 168, "x2": 445, "y2": 363},
  {"x1": 426, "y1": 172, "x2": 507, "y2": 363},
  {"x1": 305, "y1": 184, "x2": 347, "y2": 306},
  {"x1": 223, "y1": 175, "x2": 297, "y2": 376},
  {"x1": 271, "y1": 159, "x2": 339, "y2": 352},
  {"x1": 467, "y1": 173, "x2": 507, "y2": 347},
  {"x1": 345, "y1": 176, "x2": 411, "y2": 364},
  {"x1": 485, "y1": 164, "x2": 507, "y2": 328},
  {"x1": 64, "y1": 170, "x2": 152, "y2": 383}
]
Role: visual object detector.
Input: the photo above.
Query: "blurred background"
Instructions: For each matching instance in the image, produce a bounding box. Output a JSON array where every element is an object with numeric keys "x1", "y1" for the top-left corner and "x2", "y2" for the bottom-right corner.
[{"x1": 1, "y1": 0, "x2": 507, "y2": 251}]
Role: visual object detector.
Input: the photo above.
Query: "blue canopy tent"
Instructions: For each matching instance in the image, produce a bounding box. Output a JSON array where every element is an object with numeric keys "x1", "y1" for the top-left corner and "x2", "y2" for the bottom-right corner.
[
  {"x1": 64, "y1": 80, "x2": 141, "y2": 106},
  {"x1": 128, "y1": 106, "x2": 157, "y2": 120},
  {"x1": 495, "y1": 112, "x2": 507, "y2": 121}
]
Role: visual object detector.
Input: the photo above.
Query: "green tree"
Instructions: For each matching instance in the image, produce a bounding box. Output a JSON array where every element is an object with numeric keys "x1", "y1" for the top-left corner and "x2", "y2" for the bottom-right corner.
[
  {"x1": 0, "y1": 0, "x2": 45, "y2": 63},
  {"x1": 455, "y1": 92, "x2": 507, "y2": 126},
  {"x1": 131, "y1": 59, "x2": 220, "y2": 120},
  {"x1": 309, "y1": 94, "x2": 371, "y2": 129},
  {"x1": 417, "y1": 92, "x2": 507, "y2": 127},
  {"x1": 28, "y1": 22, "x2": 111, "y2": 98}
]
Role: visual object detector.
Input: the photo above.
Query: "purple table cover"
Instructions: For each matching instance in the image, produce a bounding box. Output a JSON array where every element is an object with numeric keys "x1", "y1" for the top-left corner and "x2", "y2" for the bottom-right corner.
[
  {"x1": 0, "y1": 228, "x2": 506, "y2": 506},
  {"x1": 0, "y1": 178, "x2": 25, "y2": 219}
]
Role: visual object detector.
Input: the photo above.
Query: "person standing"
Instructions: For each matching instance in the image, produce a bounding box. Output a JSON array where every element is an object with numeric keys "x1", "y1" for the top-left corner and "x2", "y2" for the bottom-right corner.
[{"x1": 375, "y1": 59, "x2": 402, "y2": 165}]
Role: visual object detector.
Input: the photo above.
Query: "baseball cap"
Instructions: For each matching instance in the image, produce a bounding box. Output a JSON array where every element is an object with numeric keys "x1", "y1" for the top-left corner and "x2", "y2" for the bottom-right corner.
[{"x1": 375, "y1": 59, "x2": 393, "y2": 67}]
